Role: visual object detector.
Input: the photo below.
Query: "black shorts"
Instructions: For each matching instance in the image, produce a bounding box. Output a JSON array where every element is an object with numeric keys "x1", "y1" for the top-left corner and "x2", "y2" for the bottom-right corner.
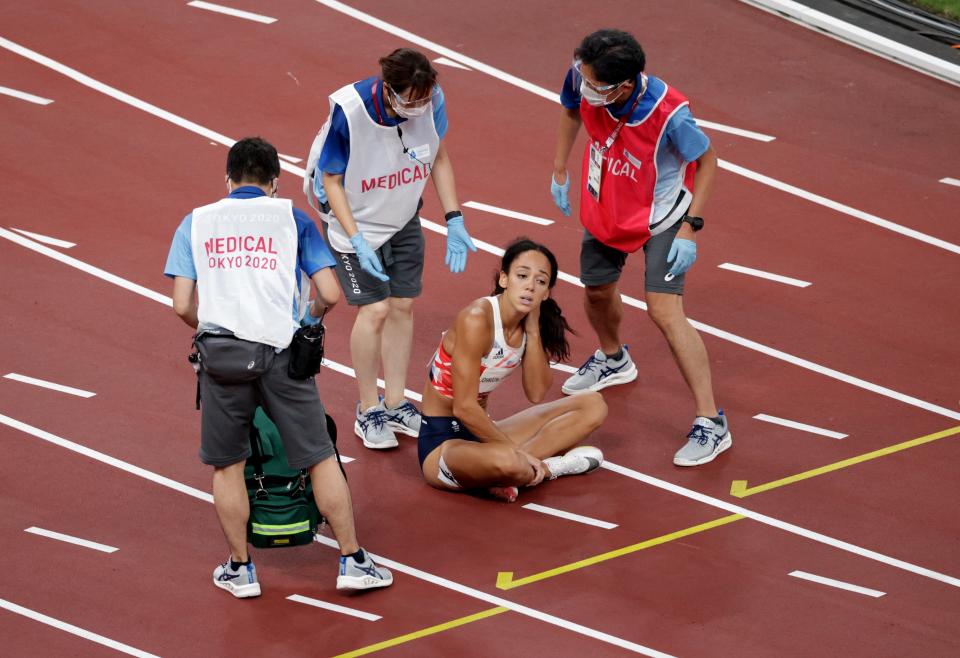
[
  {"x1": 417, "y1": 414, "x2": 479, "y2": 467},
  {"x1": 197, "y1": 338, "x2": 335, "y2": 470},
  {"x1": 579, "y1": 218, "x2": 686, "y2": 294},
  {"x1": 328, "y1": 214, "x2": 425, "y2": 306}
]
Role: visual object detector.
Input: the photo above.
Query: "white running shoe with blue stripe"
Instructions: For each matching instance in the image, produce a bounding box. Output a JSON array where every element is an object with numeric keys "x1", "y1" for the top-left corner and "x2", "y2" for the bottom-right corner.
[{"x1": 562, "y1": 346, "x2": 638, "y2": 395}]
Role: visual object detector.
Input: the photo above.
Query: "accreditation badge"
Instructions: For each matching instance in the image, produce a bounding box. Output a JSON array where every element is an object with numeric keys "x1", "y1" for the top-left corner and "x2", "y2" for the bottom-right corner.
[{"x1": 587, "y1": 142, "x2": 603, "y2": 202}]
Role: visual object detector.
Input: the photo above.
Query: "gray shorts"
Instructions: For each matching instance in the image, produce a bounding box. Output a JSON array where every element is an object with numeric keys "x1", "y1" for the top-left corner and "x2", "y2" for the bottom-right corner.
[
  {"x1": 579, "y1": 217, "x2": 686, "y2": 294},
  {"x1": 197, "y1": 340, "x2": 335, "y2": 469},
  {"x1": 328, "y1": 214, "x2": 425, "y2": 306}
]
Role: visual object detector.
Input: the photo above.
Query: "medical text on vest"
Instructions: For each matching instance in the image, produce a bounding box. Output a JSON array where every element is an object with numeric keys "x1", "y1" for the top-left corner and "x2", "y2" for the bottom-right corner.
[
  {"x1": 361, "y1": 162, "x2": 431, "y2": 193},
  {"x1": 204, "y1": 235, "x2": 280, "y2": 271}
]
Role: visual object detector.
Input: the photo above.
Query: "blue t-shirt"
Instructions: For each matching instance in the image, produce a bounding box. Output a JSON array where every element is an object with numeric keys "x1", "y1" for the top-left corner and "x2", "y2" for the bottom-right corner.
[
  {"x1": 163, "y1": 186, "x2": 336, "y2": 322},
  {"x1": 317, "y1": 75, "x2": 448, "y2": 177}
]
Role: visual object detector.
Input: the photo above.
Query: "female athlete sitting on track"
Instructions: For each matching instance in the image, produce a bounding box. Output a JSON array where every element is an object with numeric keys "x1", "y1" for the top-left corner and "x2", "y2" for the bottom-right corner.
[{"x1": 418, "y1": 238, "x2": 608, "y2": 502}]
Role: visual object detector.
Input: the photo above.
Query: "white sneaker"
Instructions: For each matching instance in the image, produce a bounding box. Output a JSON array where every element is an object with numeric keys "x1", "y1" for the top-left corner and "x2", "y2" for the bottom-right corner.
[
  {"x1": 543, "y1": 446, "x2": 604, "y2": 479},
  {"x1": 354, "y1": 402, "x2": 399, "y2": 449},
  {"x1": 562, "y1": 347, "x2": 638, "y2": 395},
  {"x1": 337, "y1": 550, "x2": 394, "y2": 591},
  {"x1": 213, "y1": 558, "x2": 261, "y2": 598}
]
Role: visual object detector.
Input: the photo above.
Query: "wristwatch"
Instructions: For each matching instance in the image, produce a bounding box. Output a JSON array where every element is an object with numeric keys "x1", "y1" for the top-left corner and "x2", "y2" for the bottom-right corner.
[{"x1": 681, "y1": 214, "x2": 704, "y2": 231}]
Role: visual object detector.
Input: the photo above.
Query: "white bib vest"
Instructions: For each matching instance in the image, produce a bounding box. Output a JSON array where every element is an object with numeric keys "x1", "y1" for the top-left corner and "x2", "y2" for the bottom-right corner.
[
  {"x1": 191, "y1": 196, "x2": 299, "y2": 349},
  {"x1": 304, "y1": 82, "x2": 439, "y2": 252}
]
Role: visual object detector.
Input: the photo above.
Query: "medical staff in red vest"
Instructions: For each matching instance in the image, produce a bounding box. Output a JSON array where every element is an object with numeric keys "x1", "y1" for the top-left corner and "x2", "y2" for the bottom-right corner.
[
  {"x1": 550, "y1": 30, "x2": 731, "y2": 467},
  {"x1": 304, "y1": 48, "x2": 476, "y2": 451}
]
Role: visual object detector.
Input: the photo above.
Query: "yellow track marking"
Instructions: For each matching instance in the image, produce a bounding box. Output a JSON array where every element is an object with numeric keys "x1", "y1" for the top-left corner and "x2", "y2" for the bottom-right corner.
[
  {"x1": 496, "y1": 513, "x2": 744, "y2": 590},
  {"x1": 331, "y1": 606, "x2": 509, "y2": 658},
  {"x1": 730, "y1": 425, "x2": 960, "y2": 498}
]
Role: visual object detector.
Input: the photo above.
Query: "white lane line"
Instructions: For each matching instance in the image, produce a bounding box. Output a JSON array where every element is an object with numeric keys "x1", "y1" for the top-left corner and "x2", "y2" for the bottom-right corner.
[
  {"x1": 789, "y1": 570, "x2": 886, "y2": 597},
  {"x1": 718, "y1": 263, "x2": 812, "y2": 288},
  {"x1": 306, "y1": 4, "x2": 960, "y2": 255},
  {"x1": 434, "y1": 56, "x2": 472, "y2": 71},
  {"x1": 600, "y1": 460, "x2": 960, "y2": 589},
  {"x1": 2, "y1": 414, "x2": 669, "y2": 657},
  {"x1": 462, "y1": 201, "x2": 554, "y2": 226},
  {"x1": 718, "y1": 160, "x2": 960, "y2": 255},
  {"x1": 0, "y1": 85, "x2": 53, "y2": 105},
  {"x1": 0, "y1": 597, "x2": 158, "y2": 657},
  {"x1": 522, "y1": 503, "x2": 617, "y2": 529},
  {"x1": 940, "y1": 177, "x2": 960, "y2": 188},
  {"x1": 186, "y1": 1, "x2": 277, "y2": 24},
  {"x1": 24, "y1": 527, "x2": 118, "y2": 553},
  {"x1": 4, "y1": 373, "x2": 96, "y2": 398},
  {"x1": 0, "y1": 413, "x2": 215, "y2": 503},
  {"x1": 279, "y1": 153, "x2": 302, "y2": 164},
  {"x1": 311, "y1": 0, "x2": 773, "y2": 143},
  {"x1": 339, "y1": 454, "x2": 355, "y2": 463},
  {"x1": 2, "y1": 41, "x2": 956, "y2": 422},
  {"x1": 9, "y1": 227, "x2": 75, "y2": 248},
  {"x1": 753, "y1": 413, "x2": 847, "y2": 439},
  {"x1": 287, "y1": 594, "x2": 381, "y2": 620}
]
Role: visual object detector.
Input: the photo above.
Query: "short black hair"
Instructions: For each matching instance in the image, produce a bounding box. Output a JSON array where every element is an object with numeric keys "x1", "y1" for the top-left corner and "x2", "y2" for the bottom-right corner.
[
  {"x1": 574, "y1": 29, "x2": 645, "y2": 84},
  {"x1": 226, "y1": 137, "x2": 280, "y2": 185},
  {"x1": 379, "y1": 48, "x2": 438, "y2": 99}
]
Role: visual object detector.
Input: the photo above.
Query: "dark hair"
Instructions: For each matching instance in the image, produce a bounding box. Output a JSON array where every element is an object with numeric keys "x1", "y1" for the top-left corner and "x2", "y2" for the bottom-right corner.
[
  {"x1": 492, "y1": 238, "x2": 575, "y2": 363},
  {"x1": 379, "y1": 48, "x2": 438, "y2": 99},
  {"x1": 226, "y1": 137, "x2": 280, "y2": 185},
  {"x1": 574, "y1": 29, "x2": 645, "y2": 84}
]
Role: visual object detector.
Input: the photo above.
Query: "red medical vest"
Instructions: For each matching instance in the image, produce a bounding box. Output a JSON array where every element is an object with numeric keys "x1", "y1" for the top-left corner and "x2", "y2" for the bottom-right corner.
[{"x1": 579, "y1": 84, "x2": 696, "y2": 253}]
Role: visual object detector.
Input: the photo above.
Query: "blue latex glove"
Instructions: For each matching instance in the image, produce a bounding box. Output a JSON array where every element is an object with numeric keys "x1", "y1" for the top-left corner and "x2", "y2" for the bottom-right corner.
[
  {"x1": 302, "y1": 302, "x2": 324, "y2": 326},
  {"x1": 550, "y1": 173, "x2": 571, "y2": 216},
  {"x1": 445, "y1": 215, "x2": 477, "y2": 274},
  {"x1": 667, "y1": 238, "x2": 697, "y2": 277},
  {"x1": 349, "y1": 232, "x2": 390, "y2": 282}
]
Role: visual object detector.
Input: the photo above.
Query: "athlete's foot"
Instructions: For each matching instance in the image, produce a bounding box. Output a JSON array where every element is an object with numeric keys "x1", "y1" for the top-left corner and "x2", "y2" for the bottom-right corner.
[{"x1": 487, "y1": 486, "x2": 519, "y2": 503}]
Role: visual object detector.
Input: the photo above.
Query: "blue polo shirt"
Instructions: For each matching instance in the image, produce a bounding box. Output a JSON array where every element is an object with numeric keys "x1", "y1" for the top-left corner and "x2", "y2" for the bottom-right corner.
[
  {"x1": 317, "y1": 75, "x2": 448, "y2": 177},
  {"x1": 164, "y1": 186, "x2": 336, "y2": 322}
]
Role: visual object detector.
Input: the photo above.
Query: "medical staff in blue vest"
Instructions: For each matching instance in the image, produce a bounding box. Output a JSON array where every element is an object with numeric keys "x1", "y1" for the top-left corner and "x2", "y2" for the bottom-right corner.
[
  {"x1": 165, "y1": 137, "x2": 393, "y2": 598},
  {"x1": 304, "y1": 48, "x2": 476, "y2": 451}
]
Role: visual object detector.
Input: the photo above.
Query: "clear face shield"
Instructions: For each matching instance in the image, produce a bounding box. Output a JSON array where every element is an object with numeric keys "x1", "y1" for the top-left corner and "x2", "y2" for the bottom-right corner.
[
  {"x1": 574, "y1": 60, "x2": 638, "y2": 106},
  {"x1": 387, "y1": 84, "x2": 433, "y2": 118}
]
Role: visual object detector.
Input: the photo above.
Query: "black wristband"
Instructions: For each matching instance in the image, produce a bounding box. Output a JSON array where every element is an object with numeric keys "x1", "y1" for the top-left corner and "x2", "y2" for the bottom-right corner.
[{"x1": 444, "y1": 210, "x2": 463, "y2": 222}]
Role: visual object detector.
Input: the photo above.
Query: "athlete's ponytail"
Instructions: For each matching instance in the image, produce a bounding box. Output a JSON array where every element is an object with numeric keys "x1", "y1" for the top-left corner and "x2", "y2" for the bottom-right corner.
[{"x1": 492, "y1": 238, "x2": 575, "y2": 363}]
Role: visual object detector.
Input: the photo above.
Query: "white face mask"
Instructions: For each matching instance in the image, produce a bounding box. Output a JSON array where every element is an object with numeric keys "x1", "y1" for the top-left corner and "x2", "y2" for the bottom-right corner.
[{"x1": 581, "y1": 78, "x2": 632, "y2": 106}]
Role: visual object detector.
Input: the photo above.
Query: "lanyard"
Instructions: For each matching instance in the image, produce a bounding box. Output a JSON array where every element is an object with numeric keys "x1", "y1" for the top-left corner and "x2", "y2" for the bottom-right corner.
[
  {"x1": 599, "y1": 75, "x2": 646, "y2": 154},
  {"x1": 371, "y1": 79, "x2": 386, "y2": 125}
]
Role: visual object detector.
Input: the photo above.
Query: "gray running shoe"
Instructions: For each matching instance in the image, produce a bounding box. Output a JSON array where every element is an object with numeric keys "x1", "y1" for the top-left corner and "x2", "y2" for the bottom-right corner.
[
  {"x1": 673, "y1": 412, "x2": 733, "y2": 466},
  {"x1": 543, "y1": 446, "x2": 604, "y2": 479},
  {"x1": 213, "y1": 558, "x2": 261, "y2": 598},
  {"x1": 561, "y1": 346, "x2": 638, "y2": 395},
  {"x1": 337, "y1": 550, "x2": 394, "y2": 591},
  {"x1": 383, "y1": 398, "x2": 422, "y2": 437},
  {"x1": 354, "y1": 402, "x2": 398, "y2": 449}
]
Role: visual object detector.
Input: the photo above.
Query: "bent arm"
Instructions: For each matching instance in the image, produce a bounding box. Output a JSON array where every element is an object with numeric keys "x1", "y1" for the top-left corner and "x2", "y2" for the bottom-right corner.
[
  {"x1": 552, "y1": 107, "x2": 582, "y2": 183},
  {"x1": 322, "y1": 172, "x2": 360, "y2": 238},
  {"x1": 520, "y1": 322, "x2": 553, "y2": 403},
  {"x1": 310, "y1": 267, "x2": 340, "y2": 314},
  {"x1": 430, "y1": 141, "x2": 460, "y2": 215},
  {"x1": 171, "y1": 276, "x2": 198, "y2": 328},
  {"x1": 678, "y1": 144, "x2": 718, "y2": 241}
]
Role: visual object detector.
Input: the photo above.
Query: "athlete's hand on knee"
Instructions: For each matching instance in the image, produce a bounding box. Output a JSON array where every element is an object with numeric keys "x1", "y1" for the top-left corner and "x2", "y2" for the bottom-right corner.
[
  {"x1": 349, "y1": 232, "x2": 390, "y2": 282},
  {"x1": 444, "y1": 214, "x2": 477, "y2": 274},
  {"x1": 550, "y1": 171, "x2": 571, "y2": 216},
  {"x1": 667, "y1": 237, "x2": 697, "y2": 277}
]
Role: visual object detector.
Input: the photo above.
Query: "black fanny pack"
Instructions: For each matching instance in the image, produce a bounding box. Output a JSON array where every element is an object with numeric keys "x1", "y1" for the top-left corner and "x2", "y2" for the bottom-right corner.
[
  {"x1": 287, "y1": 322, "x2": 325, "y2": 380},
  {"x1": 194, "y1": 334, "x2": 269, "y2": 383}
]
